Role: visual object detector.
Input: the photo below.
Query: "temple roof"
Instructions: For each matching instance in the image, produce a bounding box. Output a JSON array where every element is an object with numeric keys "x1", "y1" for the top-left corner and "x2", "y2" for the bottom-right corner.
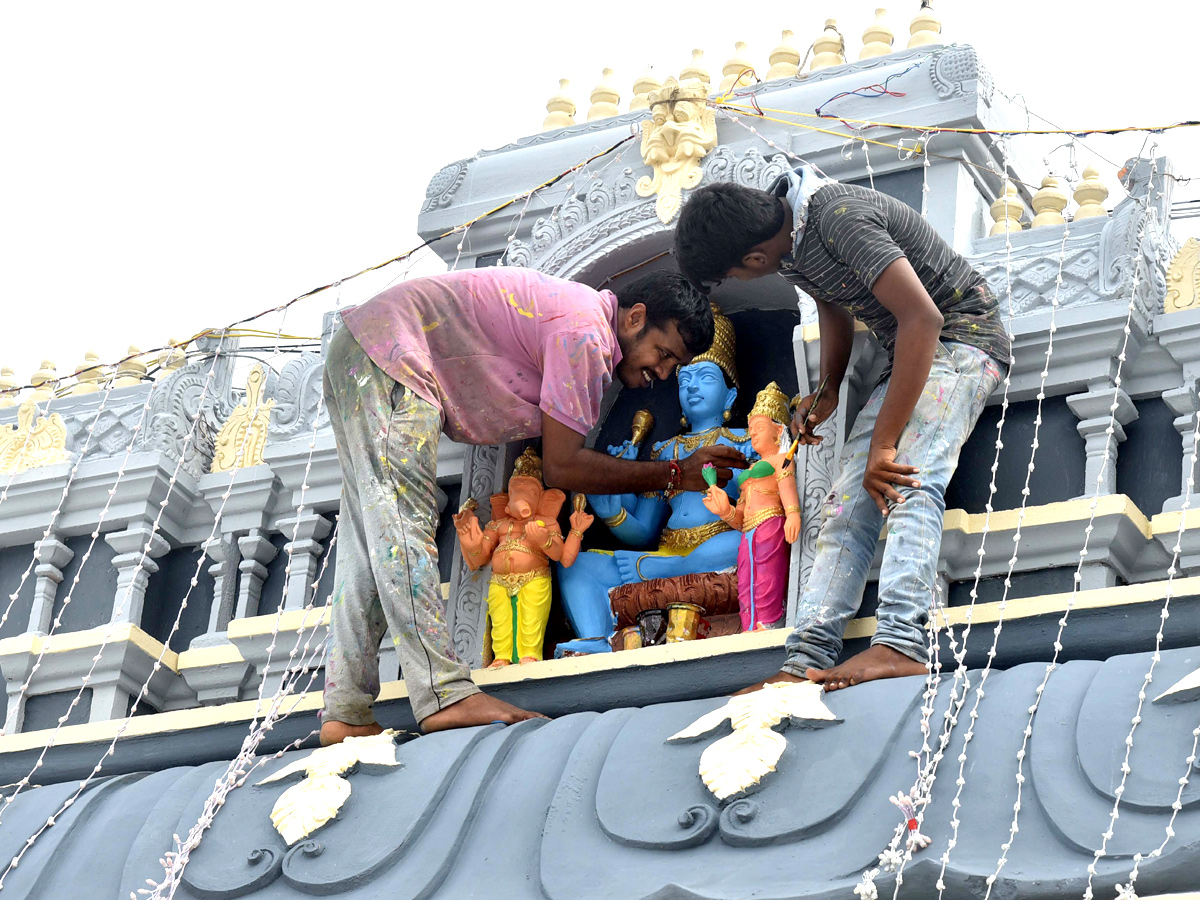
[{"x1": 3, "y1": 646, "x2": 1199, "y2": 899}]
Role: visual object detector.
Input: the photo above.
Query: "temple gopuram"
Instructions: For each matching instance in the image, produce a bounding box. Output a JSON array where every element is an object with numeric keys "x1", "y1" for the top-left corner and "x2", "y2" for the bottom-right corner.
[{"x1": 1, "y1": 5, "x2": 1199, "y2": 899}]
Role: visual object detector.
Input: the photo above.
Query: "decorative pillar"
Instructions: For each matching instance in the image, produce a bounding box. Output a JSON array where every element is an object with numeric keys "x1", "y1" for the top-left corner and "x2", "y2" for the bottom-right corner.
[
  {"x1": 0, "y1": 366, "x2": 18, "y2": 408},
  {"x1": 586, "y1": 68, "x2": 620, "y2": 121},
  {"x1": 28, "y1": 535, "x2": 73, "y2": 634},
  {"x1": 680, "y1": 49, "x2": 710, "y2": 89},
  {"x1": 989, "y1": 181, "x2": 1025, "y2": 236},
  {"x1": 1073, "y1": 165, "x2": 1110, "y2": 220},
  {"x1": 907, "y1": 0, "x2": 943, "y2": 48},
  {"x1": 235, "y1": 529, "x2": 279, "y2": 619},
  {"x1": 629, "y1": 67, "x2": 661, "y2": 111},
  {"x1": 766, "y1": 30, "x2": 800, "y2": 79},
  {"x1": 859, "y1": 9, "x2": 894, "y2": 60},
  {"x1": 1066, "y1": 386, "x2": 1139, "y2": 497},
  {"x1": 718, "y1": 41, "x2": 755, "y2": 92},
  {"x1": 105, "y1": 524, "x2": 171, "y2": 626},
  {"x1": 203, "y1": 535, "x2": 239, "y2": 634},
  {"x1": 276, "y1": 513, "x2": 332, "y2": 611},
  {"x1": 809, "y1": 21, "x2": 846, "y2": 71},
  {"x1": 1162, "y1": 383, "x2": 1200, "y2": 513},
  {"x1": 1030, "y1": 175, "x2": 1069, "y2": 228}
]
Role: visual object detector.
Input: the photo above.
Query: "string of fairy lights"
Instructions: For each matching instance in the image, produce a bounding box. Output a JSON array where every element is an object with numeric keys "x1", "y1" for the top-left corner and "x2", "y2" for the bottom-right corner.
[{"x1": 0, "y1": 45, "x2": 1195, "y2": 898}]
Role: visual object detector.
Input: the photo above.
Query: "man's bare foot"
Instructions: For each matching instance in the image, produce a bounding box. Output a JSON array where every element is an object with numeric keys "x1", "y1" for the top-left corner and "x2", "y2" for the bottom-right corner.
[
  {"x1": 419, "y1": 691, "x2": 549, "y2": 733},
  {"x1": 733, "y1": 670, "x2": 807, "y2": 696},
  {"x1": 806, "y1": 644, "x2": 927, "y2": 692},
  {"x1": 319, "y1": 720, "x2": 384, "y2": 746}
]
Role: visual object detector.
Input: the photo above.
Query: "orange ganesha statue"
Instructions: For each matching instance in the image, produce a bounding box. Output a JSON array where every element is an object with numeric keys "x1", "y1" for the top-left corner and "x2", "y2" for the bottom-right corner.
[
  {"x1": 453, "y1": 448, "x2": 594, "y2": 666},
  {"x1": 702, "y1": 382, "x2": 801, "y2": 630}
]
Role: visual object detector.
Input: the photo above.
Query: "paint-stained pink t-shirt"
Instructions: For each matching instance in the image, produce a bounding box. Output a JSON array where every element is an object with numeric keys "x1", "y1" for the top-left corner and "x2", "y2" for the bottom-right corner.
[{"x1": 340, "y1": 268, "x2": 622, "y2": 445}]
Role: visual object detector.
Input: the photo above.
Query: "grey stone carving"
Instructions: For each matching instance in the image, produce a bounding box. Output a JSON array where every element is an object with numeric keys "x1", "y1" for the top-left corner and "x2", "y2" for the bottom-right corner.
[
  {"x1": 138, "y1": 333, "x2": 238, "y2": 479},
  {"x1": 63, "y1": 395, "x2": 151, "y2": 463},
  {"x1": 1099, "y1": 157, "x2": 1172, "y2": 323},
  {"x1": 421, "y1": 158, "x2": 471, "y2": 212},
  {"x1": 700, "y1": 146, "x2": 792, "y2": 190},
  {"x1": 447, "y1": 443, "x2": 505, "y2": 666},
  {"x1": 269, "y1": 353, "x2": 328, "y2": 440},
  {"x1": 969, "y1": 232, "x2": 1107, "y2": 317},
  {"x1": 929, "y1": 44, "x2": 994, "y2": 103},
  {"x1": 0, "y1": 648, "x2": 1193, "y2": 898}
]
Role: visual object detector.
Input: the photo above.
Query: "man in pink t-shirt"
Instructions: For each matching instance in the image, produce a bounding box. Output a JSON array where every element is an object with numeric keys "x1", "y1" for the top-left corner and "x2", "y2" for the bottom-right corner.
[{"x1": 320, "y1": 269, "x2": 746, "y2": 743}]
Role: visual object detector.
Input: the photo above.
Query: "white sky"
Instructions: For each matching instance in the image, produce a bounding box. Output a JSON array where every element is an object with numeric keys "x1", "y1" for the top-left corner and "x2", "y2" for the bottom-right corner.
[{"x1": 3, "y1": 1, "x2": 1197, "y2": 389}]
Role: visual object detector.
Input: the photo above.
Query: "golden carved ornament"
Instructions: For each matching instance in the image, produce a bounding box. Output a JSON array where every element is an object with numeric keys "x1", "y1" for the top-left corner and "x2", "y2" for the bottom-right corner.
[
  {"x1": 256, "y1": 730, "x2": 401, "y2": 844},
  {"x1": 1165, "y1": 238, "x2": 1200, "y2": 314},
  {"x1": 157, "y1": 337, "x2": 187, "y2": 376},
  {"x1": 112, "y1": 346, "x2": 147, "y2": 388},
  {"x1": 718, "y1": 41, "x2": 756, "y2": 94},
  {"x1": 587, "y1": 68, "x2": 621, "y2": 122},
  {"x1": 636, "y1": 76, "x2": 717, "y2": 224},
  {"x1": 0, "y1": 400, "x2": 70, "y2": 474},
  {"x1": 989, "y1": 180, "x2": 1025, "y2": 237},
  {"x1": 211, "y1": 364, "x2": 276, "y2": 473},
  {"x1": 679, "y1": 49, "x2": 710, "y2": 88},
  {"x1": 749, "y1": 381, "x2": 791, "y2": 426},
  {"x1": 667, "y1": 681, "x2": 841, "y2": 800},
  {"x1": 629, "y1": 67, "x2": 662, "y2": 111},
  {"x1": 765, "y1": 30, "x2": 800, "y2": 81}
]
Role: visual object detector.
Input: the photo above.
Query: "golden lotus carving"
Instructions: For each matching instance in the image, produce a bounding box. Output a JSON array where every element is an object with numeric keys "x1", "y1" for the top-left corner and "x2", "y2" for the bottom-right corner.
[
  {"x1": 636, "y1": 77, "x2": 718, "y2": 224},
  {"x1": 211, "y1": 365, "x2": 275, "y2": 472},
  {"x1": 667, "y1": 681, "x2": 841, "y2": 800},
  {"x1": 1165, "y1": 237, "x2": 1199, "y2": 313},
  {"x1": 256, "y1": 730, "x2": 401, "y2": 844},
  {"x1": 0, "y1": 400, "x2": 70, "y2": 474}
]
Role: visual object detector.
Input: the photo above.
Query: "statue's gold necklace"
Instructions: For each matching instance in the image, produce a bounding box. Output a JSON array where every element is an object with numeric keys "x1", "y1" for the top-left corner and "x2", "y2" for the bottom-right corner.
[{"x1": 661, "y1": 425, "x2": 746, "y2": 455}]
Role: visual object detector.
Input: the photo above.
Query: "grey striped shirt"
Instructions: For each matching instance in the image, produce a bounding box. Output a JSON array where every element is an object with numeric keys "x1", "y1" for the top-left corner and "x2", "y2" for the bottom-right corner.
[{"x1": 778, "y1": 181, "x2": 1011, "y2": 377}]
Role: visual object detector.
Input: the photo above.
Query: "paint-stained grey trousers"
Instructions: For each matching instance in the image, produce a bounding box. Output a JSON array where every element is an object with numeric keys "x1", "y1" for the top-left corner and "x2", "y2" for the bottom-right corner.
[{"x1": 321, "y1": 325, "x2": 479, "y2": 725}]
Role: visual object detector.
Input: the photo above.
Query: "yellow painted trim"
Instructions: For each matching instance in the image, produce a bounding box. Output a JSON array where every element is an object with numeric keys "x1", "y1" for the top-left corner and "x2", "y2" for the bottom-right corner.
[
  {"x1": 1150, "y1": 507, "x2": 1200, "y2": 537},
  {"x1": 3, "y1": 575, "x2": 1197, "y2": 756},
  {"x1": 227, "y1": 606, "x2": 330, "y2": 640},
  {"x1": 176, "y1": 643, "x2": 246, "y2": 669},
  {"x1": 0, "y1": 623, "x2": 179, "y2": 672},
  {"x1": 942, "y1": 494, "x2": 1151, "y2": 539}
]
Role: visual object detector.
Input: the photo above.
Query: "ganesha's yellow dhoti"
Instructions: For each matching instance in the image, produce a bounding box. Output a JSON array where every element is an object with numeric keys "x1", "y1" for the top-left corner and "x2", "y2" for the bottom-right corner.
[{"x1": 487, "y1": 569, "x2": 553, "y2": 664}]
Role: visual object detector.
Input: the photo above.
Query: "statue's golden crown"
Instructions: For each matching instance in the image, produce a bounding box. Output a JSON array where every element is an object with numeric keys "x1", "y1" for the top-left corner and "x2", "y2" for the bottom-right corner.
[
  {"x1": 511, "y1": 447, "x2": 543, "y2": 483},
  {"x1": 685, "y1": 301, "x2": 738, "y2": 387},
  {"x1": 749, "y1": 382, "x2": 791, "y2": 426}
]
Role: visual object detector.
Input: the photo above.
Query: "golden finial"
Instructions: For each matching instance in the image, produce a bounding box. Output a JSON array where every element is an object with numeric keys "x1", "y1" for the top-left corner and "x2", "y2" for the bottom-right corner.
[
  {"x1": 542, "y1": 79, "x2": 576, "y2": 131},
  {"x1": 587, "y1": 68, "x2": 621, "y2": 121},
  {"x1": 0, "y1": 366, "x2": 18, "y2": 409},
  {"x1": 113, "y1": 345, "x2": 148, "y2": 388},
  {"x1": 1073, "y1": 165, "x2": 1110, "y2": 220},
  {"x1": 765, "y1": 30, "x2": 800, "y2": 80},
  {"x1": 907, "y1": 0, "x2": 942, "y2": 48},
  {"x1": 157, "y1": 338, "x2": 187, "y2": 376},
  {"x1": 718, "y1": 41, "x2": 756, "y2": 94},
  {"x1": 680, "y1": 49, "x2": 710, "y2": 88},
  {"x1": 30, "y1": 360, "x2": 58, "y2": 404},
  {"x1": 810, "y1": 20, "x2": 847, "y2": 71},
  {"x1": 749, "y1": 382, "x2": 791, "y2": 426},
  {"x1": 989, "y1": 181, "x2": 1025, "y2": 237},
  {"x1": 685, "y1": 302, "x2": 738, "y2": 386},
  {"x1": 631, "y1": 409, "x2": 655, "y2": 446},
  {"x1": 511, "y1": 447, "x2": 544, "y2": 483},
  {"x1": 629, "y1": 67, "x2": 662, "y2": 111},
  {"x1": 71, "y1": 351, "x2": 106, "y2": 395},
  {"x1": 860, "y1": 9, "x2": 895, "y2": 60},
  {"x1": 1031, "y1": 175, "x2": 1069, "y2": 228}
]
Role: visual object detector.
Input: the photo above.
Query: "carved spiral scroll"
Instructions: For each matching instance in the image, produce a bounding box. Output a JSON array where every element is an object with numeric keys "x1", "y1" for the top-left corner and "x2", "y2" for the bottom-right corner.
[{"x1": 181, "y1": 846, "x2": 283, "y2": 899}]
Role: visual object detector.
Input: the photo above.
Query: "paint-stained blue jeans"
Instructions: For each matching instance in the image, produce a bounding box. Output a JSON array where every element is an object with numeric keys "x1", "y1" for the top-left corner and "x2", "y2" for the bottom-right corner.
[{"x1": 782, "y1": 342, "x2": 1005, "y2": 674}]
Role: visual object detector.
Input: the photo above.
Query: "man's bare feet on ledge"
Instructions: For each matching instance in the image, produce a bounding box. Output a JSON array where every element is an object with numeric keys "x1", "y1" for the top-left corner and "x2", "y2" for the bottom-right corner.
[
  {"x1": 420, "y1": 692, "x2": 549, "y2": 734},
  {"x1": 733, "y1": 670, "x2": 808, "y2": 696},
  {"x1": 805, "y1": 644, "x2": 927, "y2": 692},
  {"x1": 319, "y1": 720, "x2": 384, "y2": 746}
]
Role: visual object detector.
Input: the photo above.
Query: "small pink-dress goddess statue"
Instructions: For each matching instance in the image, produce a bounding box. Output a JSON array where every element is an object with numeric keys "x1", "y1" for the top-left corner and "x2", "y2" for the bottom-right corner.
[{"x1": 702, "y1": 382, "x2": 800, "y2": 630}]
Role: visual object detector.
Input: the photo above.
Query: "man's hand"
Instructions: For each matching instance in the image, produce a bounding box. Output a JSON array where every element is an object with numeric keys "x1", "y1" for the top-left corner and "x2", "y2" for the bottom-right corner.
[
  {"x1": 680, "y1": 445, "x2": 747, "y2": 491},
  {"x1": 790, "y1": 390, "x2": 839, "y2": 444},
  {"x1": 863, "y1": 443, "x2": 921, "y2": 517}
]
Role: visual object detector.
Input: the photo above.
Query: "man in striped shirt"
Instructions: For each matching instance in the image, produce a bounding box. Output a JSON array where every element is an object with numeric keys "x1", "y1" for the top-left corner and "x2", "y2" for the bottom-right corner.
[{"x1": 675, "y1": 168, "x2": 1009, "y2": 693}]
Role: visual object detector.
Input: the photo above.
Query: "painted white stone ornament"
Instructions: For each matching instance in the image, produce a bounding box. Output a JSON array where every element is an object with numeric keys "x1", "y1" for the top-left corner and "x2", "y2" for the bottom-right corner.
[
  {"x1": 256, "y1": 730, "x2": 401, "y2": 844},
  {"x1": 1154, "y1": 666, "x2": 1200, "y2": 704},
  {"x1": 667, "y1": 681, "x2": 841, "y2": 800}
]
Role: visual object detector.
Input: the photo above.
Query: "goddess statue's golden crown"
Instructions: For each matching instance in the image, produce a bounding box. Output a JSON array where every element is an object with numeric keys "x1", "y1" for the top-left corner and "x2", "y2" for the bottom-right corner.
[
  {"x1": 511, "y1": 447, "x2": 543, "y2": 483},
  {"x1": 684, "y1": 301, "x2": 738, "y2": 387},
  {"x1": 749, "y1": 381, "x2": 791, "y2": 426}
]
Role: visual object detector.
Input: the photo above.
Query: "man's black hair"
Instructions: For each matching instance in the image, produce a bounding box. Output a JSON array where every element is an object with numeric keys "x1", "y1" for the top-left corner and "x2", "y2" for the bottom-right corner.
[
  {"x1": 616, "y1": 271, "x2": 714, "y2": 355},
  {"x1": 674, "y1": 182, "x2": 785, "y2": 291}
]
